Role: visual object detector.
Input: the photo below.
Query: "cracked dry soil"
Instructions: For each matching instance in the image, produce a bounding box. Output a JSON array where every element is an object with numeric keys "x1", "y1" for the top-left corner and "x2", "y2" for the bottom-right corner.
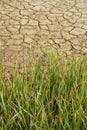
[{"x1": 0, "y1": 0, "x2": 87, "y2": 73}]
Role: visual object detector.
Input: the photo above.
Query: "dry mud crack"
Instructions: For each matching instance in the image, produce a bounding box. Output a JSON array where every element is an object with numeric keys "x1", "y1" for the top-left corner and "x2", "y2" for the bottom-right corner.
[{"x1": 0, "y1": 0, "x2": 87, "y2": 73}]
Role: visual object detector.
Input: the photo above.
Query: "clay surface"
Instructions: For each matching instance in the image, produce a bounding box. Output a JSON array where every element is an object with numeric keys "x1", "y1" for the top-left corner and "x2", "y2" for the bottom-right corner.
[{"x1": 0, "y1": 0, "x2": 87, "y2": 72}]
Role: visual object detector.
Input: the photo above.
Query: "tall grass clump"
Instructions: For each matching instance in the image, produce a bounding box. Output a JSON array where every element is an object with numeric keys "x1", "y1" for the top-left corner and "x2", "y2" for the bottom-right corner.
[{"x1": 0, "y1": 51, "x2": 87, "y2": 130}]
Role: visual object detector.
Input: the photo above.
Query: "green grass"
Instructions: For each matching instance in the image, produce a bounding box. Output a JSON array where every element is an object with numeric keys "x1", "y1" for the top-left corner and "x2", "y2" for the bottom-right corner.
[{"x1": 0, "y1": 51, "x2": 87, "y2": 130}]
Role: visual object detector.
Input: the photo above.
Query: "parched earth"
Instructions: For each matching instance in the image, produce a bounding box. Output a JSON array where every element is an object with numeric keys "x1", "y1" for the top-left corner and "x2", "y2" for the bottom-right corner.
[{"x1": 0, "y1": 0, "x2": 87, "y2": 73}]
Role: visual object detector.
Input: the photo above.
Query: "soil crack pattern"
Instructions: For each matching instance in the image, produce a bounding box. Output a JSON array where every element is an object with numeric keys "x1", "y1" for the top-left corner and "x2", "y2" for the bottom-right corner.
[{"x1": 0, "y1": 0, "x2": 87, "y2": 73}]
